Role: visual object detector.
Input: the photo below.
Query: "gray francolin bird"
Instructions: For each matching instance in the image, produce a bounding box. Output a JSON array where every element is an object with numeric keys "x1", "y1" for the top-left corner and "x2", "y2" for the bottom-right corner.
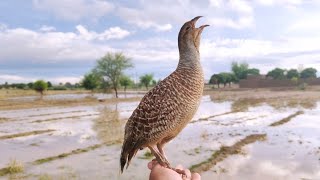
[{"x1": 120, "y1": 16, "x2": 208, "y2": 175}]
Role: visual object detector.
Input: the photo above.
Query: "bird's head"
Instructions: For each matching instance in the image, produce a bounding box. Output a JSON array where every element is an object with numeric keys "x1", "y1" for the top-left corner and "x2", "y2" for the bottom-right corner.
[{"x1": 178, "y1": 16, "x2": 209, "y2": 56}]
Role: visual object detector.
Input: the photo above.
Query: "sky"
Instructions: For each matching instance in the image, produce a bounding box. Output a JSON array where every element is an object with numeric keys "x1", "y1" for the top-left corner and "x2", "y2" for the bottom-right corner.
[{"x1": 1, "y1": 0, "x2": 320, "y2": 84}]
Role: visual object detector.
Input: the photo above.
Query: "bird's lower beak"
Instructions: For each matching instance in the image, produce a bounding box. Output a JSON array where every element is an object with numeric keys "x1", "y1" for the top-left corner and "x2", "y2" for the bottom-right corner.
[{"x1": 197, "y1": 24, "x2": 209, "y2": 34}]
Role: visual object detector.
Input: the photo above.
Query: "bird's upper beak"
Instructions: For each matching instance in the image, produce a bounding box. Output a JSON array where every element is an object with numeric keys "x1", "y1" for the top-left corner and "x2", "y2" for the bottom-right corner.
[
  {"x1": 190, "y1": 16, "x2": 203, "y2": 28},
  {"x1": 190, "y1": 16, "x2": 209, "y2": 30}
]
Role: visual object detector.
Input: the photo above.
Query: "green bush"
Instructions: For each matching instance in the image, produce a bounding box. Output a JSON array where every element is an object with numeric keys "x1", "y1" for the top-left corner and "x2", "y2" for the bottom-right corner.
[
  {"x1": 298, "y1": 83, "x2": 308, "y2": 90},
  {"x1": 33, "y1": 80, "x2": 48, "y2": 96}
]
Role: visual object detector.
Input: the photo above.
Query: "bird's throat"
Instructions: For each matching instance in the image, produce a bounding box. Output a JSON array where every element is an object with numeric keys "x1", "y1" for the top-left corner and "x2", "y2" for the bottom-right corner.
[{"x1": 177, "y1": 50, "x2": 201, "y2": 70}]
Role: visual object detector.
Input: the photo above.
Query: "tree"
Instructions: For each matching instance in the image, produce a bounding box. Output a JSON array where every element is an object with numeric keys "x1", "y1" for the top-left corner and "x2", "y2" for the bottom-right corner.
[
  {"x1": 14, "y1": 83, "x2": 26, "y2": 89},
  {"x1": 74, "y1": 83, "x2": 81, "y2": 88},
  {"x1": 286, "y1": 69, "x2": 299, "y2": 79},
  {"x1": 210, "y1": 73, "x2": 234, "y2": 88},
  {"x1": 4, "y1": 82, "x2": 9, "y2": 89},
  {"x1": 94, "y1": 52, "x2": 133, "y2": 98},
  {"x1": 209, "y1": 74, "x2": 220, "y2": 88},
  {"x1": 231, "y1": 62, "x2": 248, "y2": 81},
  {"x1": 291, "y1": 77, "x2": 299, "y2": 85},
  {"x1": 140, "y1": 74, "x2": 154, "y2": 90},
  {"x1": 152, "y1": 80, "x2": 157, "y2": 86},
  {"x1": 218, "y1": 72, "x2": 235, "y2": 88},
  {"x1": 119, "y1": 75, "x2": 133, "y2": 94},
  {"x1": 27, "y1": 82, "x2": 34, "y2": 89},
  {"x1": 300, "y1": 68, "x2": 317, "y2": 79},
  {"x1": 229, "y1": 73, "x2": 237, "y2": 87},
  {"x1": 33, "y1": 80, "x2": 48, "y2": 99},
  {"x1": 82, "y1": 72, "x2": 100, "y2": 93},
  {"x1": 231, "y1": 62, "x2": 260, "y2": 81},
  {"x1": 99, "y1": 79, "x2": 111, "y2": 93},
  {"x1": 267, "y1": 68, "x2": 286, "y2": 79},
  {"x1": 65, "y1": 82, "x2": 73, "y2": 89},
  {"x1": 47, "y1": 81, "x2": 52, "y2": 88},
  {"x1": 247, "y1": 68, "x2": 260, "y2": 76}
]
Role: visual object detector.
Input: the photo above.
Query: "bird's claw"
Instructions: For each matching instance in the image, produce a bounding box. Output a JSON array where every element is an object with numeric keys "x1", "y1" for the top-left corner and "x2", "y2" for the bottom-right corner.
[{"x1": 170, "y1": 167, "x2": 188, "y2": 178}]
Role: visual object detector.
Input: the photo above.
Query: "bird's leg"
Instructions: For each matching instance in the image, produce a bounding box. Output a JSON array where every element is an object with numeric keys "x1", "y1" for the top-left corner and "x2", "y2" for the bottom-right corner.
[
  {"x1": 157, "y1": 143, "x2": 168, "y2": 161},
  {"x1": 148, "y1": 145, "x2": 170, "y2": 167},
  {"x1": 156, "y1": 143, "x2": 187, "y2": 177}
]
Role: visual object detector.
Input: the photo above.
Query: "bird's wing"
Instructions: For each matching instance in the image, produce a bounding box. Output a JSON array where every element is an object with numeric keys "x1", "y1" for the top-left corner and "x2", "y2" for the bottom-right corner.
[{"x1": 124, "y1": 71, "x2": 188, "y2": 147}]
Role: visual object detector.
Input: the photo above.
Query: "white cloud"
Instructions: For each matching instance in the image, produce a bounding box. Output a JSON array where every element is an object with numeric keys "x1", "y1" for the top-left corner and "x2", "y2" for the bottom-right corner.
[
  {"x1": 286, "y1": 14, "x2": 320, "y2": 37},
  {"x1": 208, "y1": 16, "x2": 254, "y2": 29},
  {"x1": 0, "y1": 74, "x2": 33, "y2": 83},
  {"x1": 76, "y1": 25, "x2": 130, "y2": 41},
  {"x1": 117, "y1": 0, "x2": 255, "y2": 31},
  {"x1": 199, "y1": 36, "x2": 320, "y2": 77},
  {"x1": 39, "y1": 25, "x2": 56, "y2": 32},
  {"x1": 0, "y1": 74, "x2": 82, "y2": 84},
  {"x1": 48, "y1": 76, "x2": 83, "y2": 84},
  {"x1": 0, "y1": 23, "x2": 7, "y2": 31},
  {"x1": 229, "y1": 0, "x2": 253, "y2": 14},
  {"x1": 255, "y1": 0, "x2": 309, "y2": 8},
  {"x1": 117, "y1": 7, "x2": 174, "y2": 31},
  {"x1": 209, "y1": 0, "x2": 223, "y2": 8},
  {"x1": 0, "y1": 25, "x2": 131, "y2": 62},
  {"x1": 33, "y1": 0, "x2": 114, "y2": 21},
  {"x1": 100, "y1": 27, "x2": 131, "y2": 40}
]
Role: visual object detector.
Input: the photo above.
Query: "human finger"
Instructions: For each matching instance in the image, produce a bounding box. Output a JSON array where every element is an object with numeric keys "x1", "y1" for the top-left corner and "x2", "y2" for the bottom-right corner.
[
  {"x1": 148, "y1": 159, "x2": 158, "y2": 170},
  {"x1": 175, "y1": 164, "x2": 184, "y2": 170},
  {"x1": 184, "y1": 169, "x2": 191, "y2": 179},
  {"x1": 191, "y1": 172, "x2": 201, "y2": 180}
]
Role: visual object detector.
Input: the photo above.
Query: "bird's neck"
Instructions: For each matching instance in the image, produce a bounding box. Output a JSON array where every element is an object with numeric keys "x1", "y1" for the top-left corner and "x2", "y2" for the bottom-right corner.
[{"x1": 177, "y1": 48, "x2": 201, "y2": 70}]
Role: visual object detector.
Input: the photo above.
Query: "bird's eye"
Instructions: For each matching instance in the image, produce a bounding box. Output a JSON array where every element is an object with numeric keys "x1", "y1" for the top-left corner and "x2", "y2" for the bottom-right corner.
[{"x1": 186, "y1": 26, "x2": 190, "y2": 31}]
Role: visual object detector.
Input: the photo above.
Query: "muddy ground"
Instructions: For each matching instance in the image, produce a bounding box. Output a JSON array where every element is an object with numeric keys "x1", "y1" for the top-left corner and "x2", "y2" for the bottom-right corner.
[{"x1": 0, "y1": 89, "x2": 319, "y2": 180}]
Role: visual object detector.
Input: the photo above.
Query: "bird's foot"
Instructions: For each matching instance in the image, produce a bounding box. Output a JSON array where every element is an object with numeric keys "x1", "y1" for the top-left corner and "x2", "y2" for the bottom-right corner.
[
  {"x1": 152, "y1": 156, "x2": 171, "y2": 168},
  {"x1": 152, "y1": 159, "x2": 188, "y2": 178},
  {"x1": 169, "y1": 167, "x2": 187, "y2": 178},
  {"x1": 158, "y1": 159, "x2": 171, "y2": 168}
]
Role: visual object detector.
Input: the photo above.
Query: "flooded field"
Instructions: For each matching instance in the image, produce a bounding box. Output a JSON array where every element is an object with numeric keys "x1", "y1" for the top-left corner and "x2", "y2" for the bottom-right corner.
[{"x1": 0, "y1": 91, "x2": 319, "y2": 180}]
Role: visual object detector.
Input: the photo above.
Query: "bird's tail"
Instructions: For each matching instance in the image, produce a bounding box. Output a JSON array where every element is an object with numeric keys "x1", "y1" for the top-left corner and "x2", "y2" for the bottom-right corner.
[{"x1": 120, "y1": 139, "x2": 139, "y2": 173}]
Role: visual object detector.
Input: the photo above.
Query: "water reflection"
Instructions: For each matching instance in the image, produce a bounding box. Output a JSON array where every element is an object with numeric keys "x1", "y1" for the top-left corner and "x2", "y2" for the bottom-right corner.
[
  {"x1": 8, "y1": 93, "x2": 143, "y2": 102},
  {"x1": 92, "y1": 105, "x2": 124, "y2": 144},
  {"x1": 209, "y1": 96, "x2": 318, "y2": 112}
]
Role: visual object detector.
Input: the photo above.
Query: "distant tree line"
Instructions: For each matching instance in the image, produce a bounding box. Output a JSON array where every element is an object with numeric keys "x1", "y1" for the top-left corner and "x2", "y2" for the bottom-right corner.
[
  {"x1": 0, "y1": 81, "x2": 80, "y2": 90},
  {"x1": 266, "y1": 67, "x2": 317, "y2": 80},
  {"x1": 209, "y1": 61, "x2": 319, "y2": 88}
]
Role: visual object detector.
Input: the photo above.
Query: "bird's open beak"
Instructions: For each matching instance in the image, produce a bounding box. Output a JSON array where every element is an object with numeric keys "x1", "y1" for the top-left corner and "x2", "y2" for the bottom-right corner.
[
  {"x1": 190, "y1": 16, "x2": 209, "y2": 30},
  {"x1": 191, "y1": 16, "x2": 209, "y2": 50}
]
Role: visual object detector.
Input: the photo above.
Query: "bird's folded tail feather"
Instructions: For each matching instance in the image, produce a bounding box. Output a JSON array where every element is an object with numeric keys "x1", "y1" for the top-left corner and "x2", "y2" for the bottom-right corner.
[{"x1": 120, "y1": 138, "x2": 139, "y2": 173}]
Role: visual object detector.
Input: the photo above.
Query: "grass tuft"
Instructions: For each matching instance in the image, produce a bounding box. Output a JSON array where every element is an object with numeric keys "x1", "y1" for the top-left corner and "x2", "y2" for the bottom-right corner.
[
  {"x1": 38, "y1": 174, "x2": 52, "y2": 180},
  {"x1": 189, "y1": 134, "x2": 266, "y2": 173},
  {"x1": 139, "y1": 150, "x2": 154, "y2": 159},
  {"x1": 33, "y1": 143, "x2": 112, "y2": 165},
  {"x1": 270, "y1": 111, "x2": 304, "y2": 126},
  {"x1": 0, "y1": 159, "x2": 24, "y2": 176},
  {"x1": 0, "y1": 129, "x2": 55, "y2": 140}
]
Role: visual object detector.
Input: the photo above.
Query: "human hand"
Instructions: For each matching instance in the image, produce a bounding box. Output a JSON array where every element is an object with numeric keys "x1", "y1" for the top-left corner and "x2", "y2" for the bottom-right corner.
[{"x1": 148, "y1": 160, "x2": 201, "y2": 180}]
